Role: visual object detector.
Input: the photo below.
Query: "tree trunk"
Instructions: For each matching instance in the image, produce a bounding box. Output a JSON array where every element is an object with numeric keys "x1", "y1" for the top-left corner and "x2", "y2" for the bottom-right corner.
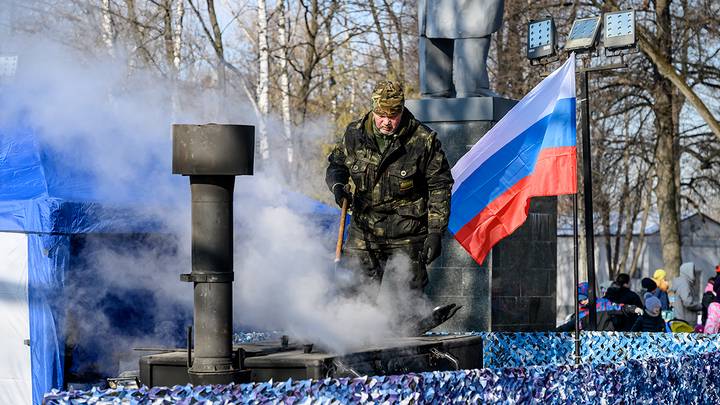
[
  {"x1": 257, "y1": 0, "x2": 270, "y2": 162},
  {"x1": 323, "y1": 8, "x2": 338, "y2": 124},
  {"x1": 298, "y1": 0, "x2": 320, "y2": 122},
  {"x1": 617, "y1": 161, "x2": 643, "y2": 276},
  {"x1": 125, "y1": 0, "x2": 155, "y2": 67},
  {"x1": 172, "y1": 0, "x2": 184, "y2": 118},
  {"x1": 162, "y1": 0, "x2": 175, "y2": 72},
  {"x1": 651, "y1": 0, "x2": 682, "y2": 279},
  {"x1": 205, "y1": 0, "x2": 227, "y2": 107},
  {"x1": 100, "y1": 0, "x2": 115, "y2": 56},
  {"x1": 611, "y1": 149, "x2": 631, "y2": 276},
  {"x1": 382, "y1": 0, "x2": 405, "y2": 83},
  {"x1": 160, "y1": 0, "x2": 184, "y2": 77},
  {"x1": 161, "y1": 0, "x2": 183, "y2": 119},
  {"x1": 173, "y1": 0, "x2": 184, "y2": 73},
  {"x1": 368, "y1": 1, "x2": 397, "y2": 81},
  {"x1": 629, "y1": 171, "x2": 654, "y2": 278},
  {"x1": 601, "y1": 205, "x2": 612, "y2": 279},
  {"x1": 277, "y1": 0, "x2": 294, "y2": 170}
]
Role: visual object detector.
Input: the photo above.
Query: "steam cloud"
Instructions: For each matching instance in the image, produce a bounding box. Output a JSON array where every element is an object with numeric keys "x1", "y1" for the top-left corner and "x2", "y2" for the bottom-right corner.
[
  {"x1": 2, "y1": 18, "x2": 434, "y2": 378},
  {"x1": 233, "y1": 176, "x2": 433, "y2": 352}
]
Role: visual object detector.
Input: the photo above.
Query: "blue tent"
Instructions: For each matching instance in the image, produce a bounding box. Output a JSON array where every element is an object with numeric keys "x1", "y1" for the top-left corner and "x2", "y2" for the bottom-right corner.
[
  {"x1": 0, "y1": 115, "x2": 170, "y2": 403},
  {"x1": 0, "y1": 114, "x2": 341, "y2": 403}
]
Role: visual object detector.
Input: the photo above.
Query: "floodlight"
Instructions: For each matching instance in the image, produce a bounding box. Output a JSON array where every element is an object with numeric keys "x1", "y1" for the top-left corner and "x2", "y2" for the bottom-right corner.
[
  {"x1": 527, "y1": 18, "x2": 556, "y2": 60},
  {"x1": 564, "y1": 16, "x2": 602, "y2": 52},
  {"x1": 604, "y1": 10, "x2": 636, "y2": 50}
]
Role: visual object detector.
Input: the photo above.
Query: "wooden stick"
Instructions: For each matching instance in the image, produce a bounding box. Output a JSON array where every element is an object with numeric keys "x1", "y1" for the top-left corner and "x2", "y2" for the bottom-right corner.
[{"x1": 334, "y1": 198, "x2": 349, "y2": 263}]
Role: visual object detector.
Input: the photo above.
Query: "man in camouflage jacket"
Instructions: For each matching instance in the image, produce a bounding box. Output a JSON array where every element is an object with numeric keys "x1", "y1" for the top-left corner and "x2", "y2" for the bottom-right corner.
[{"x1": 326, "y1": 80, "x2": 454, "y2": 291}]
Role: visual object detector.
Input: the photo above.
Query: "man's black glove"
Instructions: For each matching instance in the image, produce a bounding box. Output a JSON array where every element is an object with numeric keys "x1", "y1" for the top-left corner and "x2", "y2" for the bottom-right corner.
[
  {"x1": 332, "y1": 183, "x2": 352, "y2": 207},
  {"x1": 423, "y1": 232, "x2": 442, "y2": 264}
]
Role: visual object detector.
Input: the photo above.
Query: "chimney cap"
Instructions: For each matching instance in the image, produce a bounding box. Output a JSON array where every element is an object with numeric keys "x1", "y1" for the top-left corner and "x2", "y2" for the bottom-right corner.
[{"x1": 172, "y1": 124, "x2": 255, "y2": 176}]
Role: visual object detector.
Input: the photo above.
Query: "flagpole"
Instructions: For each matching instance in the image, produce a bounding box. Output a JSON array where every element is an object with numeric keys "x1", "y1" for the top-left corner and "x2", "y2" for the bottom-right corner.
[
  {"x1": 579, "y1": 59, "x2": 598, "y2": 331},
  {"x1": 573, "y1": 193, "x2": 580, "y2": 365}
]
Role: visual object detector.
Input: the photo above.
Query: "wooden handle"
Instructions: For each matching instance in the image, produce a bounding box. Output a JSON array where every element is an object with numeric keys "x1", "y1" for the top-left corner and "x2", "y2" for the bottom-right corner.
[{"x1": 334, "y1": 198, "x2": 349, "y2": 263}]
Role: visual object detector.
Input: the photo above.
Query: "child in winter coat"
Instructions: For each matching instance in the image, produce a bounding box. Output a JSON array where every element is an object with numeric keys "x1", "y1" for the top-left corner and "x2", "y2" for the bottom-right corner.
[
  {"x1": 651, "y1": 269, "x2": 671, "y2": 310},
  {"x1": 704, "y1": 281, "x2": 720, "y2": 334},
  {"x1": 701, "y1": 277, "x2": 715, "y2": 326},
  {"x1": 631, "y1": 293, "x2": 666, "y2": 332}
]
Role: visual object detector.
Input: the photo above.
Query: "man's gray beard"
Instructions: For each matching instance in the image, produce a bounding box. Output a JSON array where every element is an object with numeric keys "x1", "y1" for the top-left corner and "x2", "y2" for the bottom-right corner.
[{"x1": 379, "y1": 128, "x2": 395, "y2": 135}]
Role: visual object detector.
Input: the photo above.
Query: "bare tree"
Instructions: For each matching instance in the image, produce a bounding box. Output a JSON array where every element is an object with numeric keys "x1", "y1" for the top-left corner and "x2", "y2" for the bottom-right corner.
[
  {"x1": 592, "y1": 0, "x2": 720, "y2": 278},
  {"x1": 368, "y1": 0, "x2": 398, "y2": 81},
  {"x1": 124, "y1": 0, "x2": 159, "y2": 68},
  {"x1": 277, "y1": 0, "x2": 294, "y2": 168},
  {"x1": 26, "y1": 0, "x2": 720, "y2": 217},
  {"x1": 257, "y1": 0, "x2": 271, "y2": 161},
  {"x1": 100, "y1": 0, "x2": 116, "y2": 55}
]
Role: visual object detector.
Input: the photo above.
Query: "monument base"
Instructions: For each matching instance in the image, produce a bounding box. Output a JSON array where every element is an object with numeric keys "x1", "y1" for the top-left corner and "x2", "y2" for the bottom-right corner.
[{"x1": 406, "y1": 96, "x2": 557, "y2": 332}]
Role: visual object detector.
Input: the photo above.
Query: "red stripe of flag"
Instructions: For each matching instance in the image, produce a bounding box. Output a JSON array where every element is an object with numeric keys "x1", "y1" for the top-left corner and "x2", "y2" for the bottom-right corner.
[{"x1": 454, "y1": 146, "x2": 577, "y2": 265}]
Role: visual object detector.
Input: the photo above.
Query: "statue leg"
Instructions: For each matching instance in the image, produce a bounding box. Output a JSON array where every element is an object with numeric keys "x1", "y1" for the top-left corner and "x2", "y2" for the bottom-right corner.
[
  {"x1": 453, "y1": 37, "x2": 493, "y2": 97},
  {"x1": 419, "y1": 36, "x2": 453, "y2": 98}
]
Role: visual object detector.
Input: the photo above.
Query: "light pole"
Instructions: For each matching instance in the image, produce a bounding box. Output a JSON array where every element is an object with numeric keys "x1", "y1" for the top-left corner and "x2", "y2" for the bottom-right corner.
[{"x1": 526, "y1": 10, "x2": 637, "y2": 353}]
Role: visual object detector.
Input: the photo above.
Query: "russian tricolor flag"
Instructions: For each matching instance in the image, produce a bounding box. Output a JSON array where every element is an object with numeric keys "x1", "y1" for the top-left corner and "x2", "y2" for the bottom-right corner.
[{"x1": 449, "y1": 56, "x2": 577, "y2": 265}]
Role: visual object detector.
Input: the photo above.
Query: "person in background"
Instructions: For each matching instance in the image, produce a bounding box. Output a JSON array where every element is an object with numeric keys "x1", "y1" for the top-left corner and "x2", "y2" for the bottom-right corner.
[
  {"x1": 640, "y1": 278, "x2": 657, "y2": 306},
  {"x1": 652, "y1": 268, "x2": 670, "y2": 293},
  {"x1": 610, "y1": 273, "x2": 643, "y2": 307},
  {"x1": 642, "y1": 277, "x2": 670, "y2": 310},
  {"x1": 671, "y1": 262, "x2": 703, "y2": 324},
  {"x1": 701, "y1": 277, "x2": 716, "y2": 327},
  {"x1": 631, "y1": 293, "x2": 666, "y2": 332},
  {"x1": 704, "y1": 281, "x2": 720, "y2": 334},
  {"x1": 604, "y1": 274, "x2": 643, "y2": 331},
  {"x1": 558, "y1": 282, "x2": 641, "y2": 332}
]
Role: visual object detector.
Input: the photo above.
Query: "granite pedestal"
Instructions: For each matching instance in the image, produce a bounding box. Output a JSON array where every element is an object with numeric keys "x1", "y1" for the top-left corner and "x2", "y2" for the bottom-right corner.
[{"x1": 406, "y1": 96, "x2": 558, "y2": 332}]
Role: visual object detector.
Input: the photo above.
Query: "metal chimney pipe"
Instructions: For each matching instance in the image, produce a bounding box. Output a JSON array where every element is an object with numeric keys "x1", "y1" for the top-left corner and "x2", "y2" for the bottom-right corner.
[{"x1": 172, "y1": 124, "x2": 254, "y2": 385}]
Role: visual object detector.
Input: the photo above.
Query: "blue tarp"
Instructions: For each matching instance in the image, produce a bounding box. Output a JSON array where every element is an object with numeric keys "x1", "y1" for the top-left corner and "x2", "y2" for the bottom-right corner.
[
  {"x1": 0, "y1": 114, "x2": 167, "y2": 404},
  {"x1": 0, "y1": 115, "x2": 340, "y2": 403}
]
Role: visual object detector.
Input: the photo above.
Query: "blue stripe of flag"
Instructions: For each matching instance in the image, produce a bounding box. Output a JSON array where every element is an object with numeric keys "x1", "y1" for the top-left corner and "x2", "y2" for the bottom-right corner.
[{"x1": 449, "y1": 97, "x2": 576, "y2": 233}]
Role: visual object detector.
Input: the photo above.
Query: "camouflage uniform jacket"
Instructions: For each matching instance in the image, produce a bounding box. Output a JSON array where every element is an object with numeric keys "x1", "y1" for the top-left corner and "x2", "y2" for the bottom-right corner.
[{"x1": 326, "y1": 109, "x2": 454, "y2": 245}]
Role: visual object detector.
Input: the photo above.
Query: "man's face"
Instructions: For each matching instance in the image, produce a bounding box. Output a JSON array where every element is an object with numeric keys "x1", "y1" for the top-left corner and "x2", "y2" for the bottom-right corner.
[{"x1": 373, "y1": 111, "x2": 403, "y2": 135}]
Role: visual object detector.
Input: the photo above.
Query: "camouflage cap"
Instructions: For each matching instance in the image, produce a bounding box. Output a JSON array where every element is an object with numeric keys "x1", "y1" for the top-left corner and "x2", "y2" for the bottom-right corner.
[{"x1": 371, "y1": 80, "x2": 405, "y2": 116}]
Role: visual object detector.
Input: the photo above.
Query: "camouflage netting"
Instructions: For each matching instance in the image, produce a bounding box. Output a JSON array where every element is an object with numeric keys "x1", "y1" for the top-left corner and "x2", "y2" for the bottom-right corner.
[
  {"x1": 44, "y1": 350, "x2": 720, "y2": 404},
  {"x1": 477, "y1": 331, "x2": 720, "y2": 368}
]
